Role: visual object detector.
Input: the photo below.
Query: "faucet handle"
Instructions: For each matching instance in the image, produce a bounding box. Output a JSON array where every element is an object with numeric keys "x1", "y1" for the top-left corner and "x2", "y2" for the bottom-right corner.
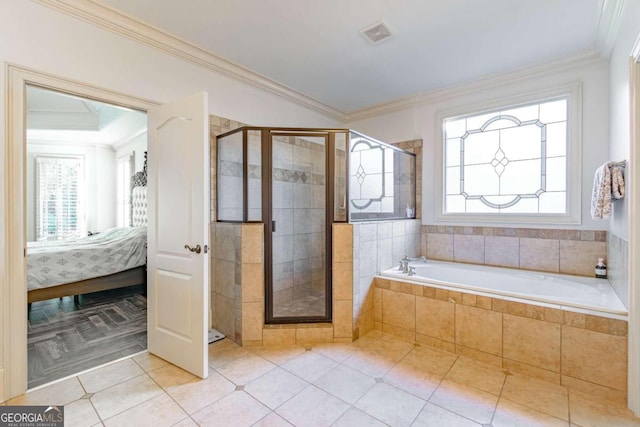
[{"x1": 408, "y1": 266, "x2": 416, "y2": 276}]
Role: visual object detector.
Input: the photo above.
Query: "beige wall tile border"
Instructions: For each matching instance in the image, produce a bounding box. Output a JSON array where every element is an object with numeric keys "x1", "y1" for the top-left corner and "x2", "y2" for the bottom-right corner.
[{"x1": 423, "y1": 225, "x2": 606, "y2": 242}]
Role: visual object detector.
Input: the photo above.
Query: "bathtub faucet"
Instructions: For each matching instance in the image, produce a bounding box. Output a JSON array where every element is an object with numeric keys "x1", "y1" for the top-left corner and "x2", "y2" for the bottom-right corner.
[{"x1": 399, "y1": 255, "x2": 427, "y2": 274}]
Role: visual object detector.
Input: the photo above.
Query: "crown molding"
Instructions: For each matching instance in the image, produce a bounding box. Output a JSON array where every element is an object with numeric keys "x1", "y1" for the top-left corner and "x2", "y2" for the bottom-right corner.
[
  {"x1": 345, "y1": 52, "x2": 605, "y2": 122},
  {"x1": 33, "y1": 0, "x2": 347, "y2": 121},
  {"x1": 27, "y1": 139, "x2": 114, "y2": 150},
  {"x1": 594, "y1": 0, "x2": 626, "y2": 59}
]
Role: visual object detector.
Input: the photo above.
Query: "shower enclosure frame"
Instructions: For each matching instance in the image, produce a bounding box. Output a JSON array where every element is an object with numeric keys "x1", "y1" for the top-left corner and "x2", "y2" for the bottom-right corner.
[
  {"x1": 216, "y1": 127, "x2": 417, "y2": 325},
  {"x1": 216, "y1": 127, "x2": 350, "y2": 324}
]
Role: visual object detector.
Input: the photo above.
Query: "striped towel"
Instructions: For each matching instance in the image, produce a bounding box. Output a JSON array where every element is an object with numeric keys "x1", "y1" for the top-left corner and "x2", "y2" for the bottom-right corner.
[{"x1": 591, "y1": 162, "x2": 625, "y2": 219}]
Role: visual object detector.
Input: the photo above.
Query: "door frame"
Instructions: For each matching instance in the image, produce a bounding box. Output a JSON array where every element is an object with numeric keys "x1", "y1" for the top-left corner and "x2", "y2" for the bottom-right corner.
[
  {"x1": 628, "y1": 41, "x2": 640, "y2": 415},
  {"x1": 3, "y1": 64, "x2": 158, "y2": 400}
]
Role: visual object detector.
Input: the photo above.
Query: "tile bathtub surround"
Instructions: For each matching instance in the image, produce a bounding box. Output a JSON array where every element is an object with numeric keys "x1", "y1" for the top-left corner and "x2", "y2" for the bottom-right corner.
[
  {"x1": 608, "y1": 232, "x2": 629, "y2": 308},
  {"x1": 422, "y1": 225, "x2": 607, "y2": 277},
  {"x1": 352, "y1": 220, "x2": 421, "y2": 339},
  {"x1": 7, "y1": 332, "x2": 640, "y2": 427},
  {"x1": 374, "y1": 277, "x2": 629, "y2": 405}
]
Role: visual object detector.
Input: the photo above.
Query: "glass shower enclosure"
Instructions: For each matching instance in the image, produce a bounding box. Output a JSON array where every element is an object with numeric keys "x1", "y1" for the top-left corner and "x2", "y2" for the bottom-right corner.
[{"x1": 217, "y1": 128, "x2": 415, "y2": 324}]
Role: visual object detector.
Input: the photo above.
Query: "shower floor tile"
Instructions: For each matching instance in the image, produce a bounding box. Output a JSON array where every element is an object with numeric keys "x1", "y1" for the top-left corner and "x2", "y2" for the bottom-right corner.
[{"x1": 273, "y1": 294, "x2": 326, "y2": 318}]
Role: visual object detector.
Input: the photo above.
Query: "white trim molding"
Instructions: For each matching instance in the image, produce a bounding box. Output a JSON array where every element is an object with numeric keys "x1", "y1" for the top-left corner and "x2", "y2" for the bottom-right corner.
[
  {"x1": 32, "y1": 0, "x2": 346, "y2": 121},
  {"x1": 2, "y1": 63, "x2": 156, "y2": 400},
  {"x1": 594, "y1": 0, "x2": 626, "y2": 59},
  {"x1": 433, "y1": 82, "x2": 583, "y2": 226}
]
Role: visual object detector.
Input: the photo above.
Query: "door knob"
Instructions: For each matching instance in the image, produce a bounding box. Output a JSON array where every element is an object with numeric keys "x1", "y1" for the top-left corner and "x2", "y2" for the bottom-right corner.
[{"x1": 184, "y1": 244, "x2": 202, "y2": 254}]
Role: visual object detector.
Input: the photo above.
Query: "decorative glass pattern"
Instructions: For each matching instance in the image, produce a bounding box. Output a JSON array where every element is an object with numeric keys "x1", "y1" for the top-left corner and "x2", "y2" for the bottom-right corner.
[
  {"x1": 444, "y1": 98, "x2": 568, "y2": 214},
  {"x1": 349, "y1": 132, "x2": 416, "y2": 221}
]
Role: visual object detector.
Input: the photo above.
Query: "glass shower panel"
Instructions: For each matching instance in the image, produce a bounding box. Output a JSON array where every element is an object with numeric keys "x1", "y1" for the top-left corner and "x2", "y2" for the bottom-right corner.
[
  {"x1": 271, "y1": 134, "x2": 327, "y2": 319},
  {"x1": 247, "y1": 130, "x2": 262, "y2": 221},
  {"x1": 217, "y1": 130, "x2": 243, "y2": 221},
  {"x1": 349, "y1": 132, "x2": 416, "y2": 221}
]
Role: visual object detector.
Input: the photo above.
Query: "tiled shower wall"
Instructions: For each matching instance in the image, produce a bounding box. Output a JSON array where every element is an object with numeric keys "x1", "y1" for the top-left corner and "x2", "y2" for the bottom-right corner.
[
  {"x1": 422, "y1": 226, "x2": 607, "y2": 277},
  {"x1": 211, "y1": 222, "x2": 242, "y2": 342},
  {"x1": 391, "y1": 139, "x2": 422, "y2": 219},
  {"x1": 608, "y1": 233, "x2": 629, "y2": 308},
  {"x1": 352, "y1": 219, "x2": 421, "y2": 338},
  {"x1": 210, "y1": 115, "x2": 246, "y2": 332},
  {"x1": 272, "y1": 135, "x2": 327, "y2": 312}
]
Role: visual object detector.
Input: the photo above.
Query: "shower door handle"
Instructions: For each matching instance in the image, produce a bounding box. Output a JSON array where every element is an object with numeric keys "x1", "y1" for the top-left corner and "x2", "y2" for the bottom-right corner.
[{"x1": 272, "y1": 221, "x2": 276, "y2": 232}]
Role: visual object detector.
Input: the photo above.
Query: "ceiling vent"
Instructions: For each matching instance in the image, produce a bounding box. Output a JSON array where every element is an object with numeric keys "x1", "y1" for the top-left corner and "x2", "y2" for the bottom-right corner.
[{"x1": 360, "y1": 21, "x2": 393, "y2": 44}]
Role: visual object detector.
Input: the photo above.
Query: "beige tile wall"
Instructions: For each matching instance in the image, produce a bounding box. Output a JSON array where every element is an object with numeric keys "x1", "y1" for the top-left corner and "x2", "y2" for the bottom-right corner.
[
  {"x1": 608, "y1": 233, "x2": 629, "y2": 308},
  {"x1": 211, "y1": 222, "x2": 242, "y2": 342},
  {"x1": 391, "y1": 139, "x2": 422, "y2": 220},
  {"x1": 422, "y1": 226, "x2": 607, "y2": 277},
  {"x1": 374, "y1": 278, "x2": 628, "y2": 405},
  {"x1": 215, "y1": 223, "x2": 355, "y2": 347},
  {"x1": 352, "y1": 220, "x2": 421, "y2": 339}
]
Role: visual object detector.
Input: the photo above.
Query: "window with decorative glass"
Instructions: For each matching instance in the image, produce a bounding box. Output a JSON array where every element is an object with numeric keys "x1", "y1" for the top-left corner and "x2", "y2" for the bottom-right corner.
[{"x1": 443, "y1": 97, "x2": 568, "y2": 216}]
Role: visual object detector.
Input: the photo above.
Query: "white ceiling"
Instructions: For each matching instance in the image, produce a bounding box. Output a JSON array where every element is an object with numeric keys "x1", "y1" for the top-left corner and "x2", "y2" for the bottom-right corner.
[
  {"x1": 27, "y1": 85, "x2": 147, "y2": 146},
  {"x1": 98, "y1": 0, "x2": 602, "y2": 113}
]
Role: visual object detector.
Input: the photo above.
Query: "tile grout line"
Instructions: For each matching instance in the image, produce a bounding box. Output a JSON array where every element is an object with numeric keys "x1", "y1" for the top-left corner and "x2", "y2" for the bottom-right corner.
[
  {"x1": 488, "y1": 366, "x2": 510, "y2": 426},
  {"x1": 98, "y1": 371, "x2": 171, "y2": 424}
]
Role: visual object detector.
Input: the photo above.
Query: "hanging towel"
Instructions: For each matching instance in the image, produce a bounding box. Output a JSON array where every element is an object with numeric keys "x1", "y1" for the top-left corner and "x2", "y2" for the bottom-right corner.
[
  {"x1": 611, "y1": 165, "x2": 625, "y2": 200},
  {"x1": 591, "y1": 162, "x2": 612, "y2": 219}
]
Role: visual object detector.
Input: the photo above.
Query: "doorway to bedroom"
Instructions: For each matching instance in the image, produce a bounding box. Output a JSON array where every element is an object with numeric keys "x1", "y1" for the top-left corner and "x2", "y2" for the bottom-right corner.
[{"x1": 25, "y1": 85, "x2": 149, "y2": 388}]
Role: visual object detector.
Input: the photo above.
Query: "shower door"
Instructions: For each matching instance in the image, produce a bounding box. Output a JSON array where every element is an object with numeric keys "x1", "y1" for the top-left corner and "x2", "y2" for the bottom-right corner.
[{"x1": 266, "y1": 132, "x2": 331, "y2": 323}]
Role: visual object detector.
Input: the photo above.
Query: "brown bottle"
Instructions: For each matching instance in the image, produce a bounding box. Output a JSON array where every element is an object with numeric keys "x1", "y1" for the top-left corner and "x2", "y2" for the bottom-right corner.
[{"x1": 595, "y1": 258, "x2": 607, "y2": 279}]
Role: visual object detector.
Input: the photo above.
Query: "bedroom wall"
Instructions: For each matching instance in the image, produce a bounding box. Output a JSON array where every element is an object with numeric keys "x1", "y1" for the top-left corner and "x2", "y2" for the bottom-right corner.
[
  {"x1": 0, "y1": 0, "x2": 342, "y2": 401},
  {"x1": 115, "y1": 132, "x2": 148, "y2": 174},
  {"x1": 26, "y1": 141, "x2": 117, "y2": 240}
]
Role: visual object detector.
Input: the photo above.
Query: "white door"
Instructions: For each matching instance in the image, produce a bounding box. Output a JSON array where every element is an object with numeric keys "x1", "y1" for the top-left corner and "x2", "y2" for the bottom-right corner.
[{"x1": 147, "y1": 92, "x2": 209, "y2": 378}]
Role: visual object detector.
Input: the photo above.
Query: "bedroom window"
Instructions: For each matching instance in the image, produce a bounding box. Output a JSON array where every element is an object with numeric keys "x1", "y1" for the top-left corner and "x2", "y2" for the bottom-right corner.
[
  {"x1": 435, "y1": 83, "x2": 582, "y2": 225},
  {"x1": 35, "y1": 155, "x2": 86, "y2": 240},
  {"x1": 117, "y1": 152, "x2": 134, "y2": 227}
]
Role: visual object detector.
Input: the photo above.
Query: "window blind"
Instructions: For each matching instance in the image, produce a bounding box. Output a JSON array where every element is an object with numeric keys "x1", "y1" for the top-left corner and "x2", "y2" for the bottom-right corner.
[{"x1": 35, "y1": 155, "x2": 86, "y2": 240}]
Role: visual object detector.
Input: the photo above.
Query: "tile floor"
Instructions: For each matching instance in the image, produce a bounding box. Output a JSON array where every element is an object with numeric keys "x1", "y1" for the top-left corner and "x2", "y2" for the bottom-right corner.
[{"x1": 5, "y1": 330, "x2": 640, "y2": 426}]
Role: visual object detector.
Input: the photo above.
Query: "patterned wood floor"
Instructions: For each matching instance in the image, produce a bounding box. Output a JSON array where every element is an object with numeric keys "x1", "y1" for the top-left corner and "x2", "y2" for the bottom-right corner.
[{"x1": 28, "y1": 285, "x2": 147, "y2": 388}]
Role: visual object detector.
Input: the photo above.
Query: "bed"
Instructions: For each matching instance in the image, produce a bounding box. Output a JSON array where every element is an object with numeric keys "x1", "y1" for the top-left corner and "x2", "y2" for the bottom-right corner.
[
  {"x1": 27, "y1": 226, "x2": 148, "y2": 304},
  {"x1": 28, "y1": 153, "x2": 148, "y2": 305}
]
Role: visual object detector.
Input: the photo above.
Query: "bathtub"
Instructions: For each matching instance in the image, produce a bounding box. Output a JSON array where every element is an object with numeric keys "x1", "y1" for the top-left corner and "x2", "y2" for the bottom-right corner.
[{"x1": 379, "y1": 260, "x2": 627, "y2": 317}]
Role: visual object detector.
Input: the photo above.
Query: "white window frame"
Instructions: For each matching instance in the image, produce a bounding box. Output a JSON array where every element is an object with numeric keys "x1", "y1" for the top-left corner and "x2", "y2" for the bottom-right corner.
[
  {"x1": 434, "y1": 82, "x2": 582, "y2": 225},
  {"x1": 116, "y1": 151, "x2": 135, "y2": 227}
]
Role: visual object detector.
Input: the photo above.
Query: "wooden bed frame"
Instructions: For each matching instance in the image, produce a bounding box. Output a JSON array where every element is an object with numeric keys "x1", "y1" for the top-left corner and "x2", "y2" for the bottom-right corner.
[{"x1": 28, "y1": 265, "x2": 147, "y2": 304}]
